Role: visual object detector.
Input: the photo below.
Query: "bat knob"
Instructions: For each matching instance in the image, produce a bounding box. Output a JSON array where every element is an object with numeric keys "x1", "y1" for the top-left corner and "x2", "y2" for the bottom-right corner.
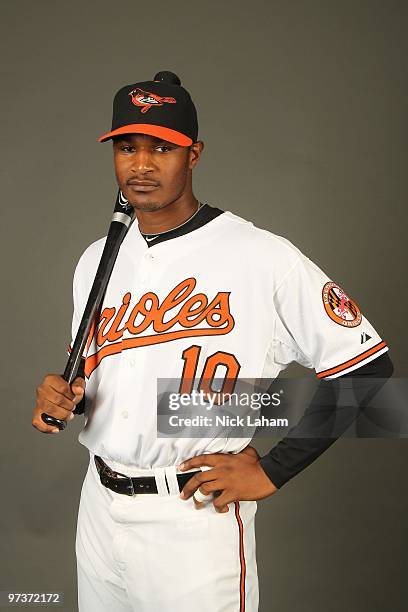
[{"x1": 41, "y1": 413, "x2": 66, "y2": 431}]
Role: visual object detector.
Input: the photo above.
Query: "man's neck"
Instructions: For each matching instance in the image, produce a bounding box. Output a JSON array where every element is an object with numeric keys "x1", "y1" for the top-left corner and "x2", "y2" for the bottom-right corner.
[{"x1": 134, "y1": 195, "x2": 200, "y2": 235}]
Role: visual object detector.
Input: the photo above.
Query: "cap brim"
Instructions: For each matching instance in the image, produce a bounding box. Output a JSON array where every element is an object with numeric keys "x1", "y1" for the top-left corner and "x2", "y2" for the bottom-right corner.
[{"x1": 98, "y1": 124, "x2": 192, "y2": 146}]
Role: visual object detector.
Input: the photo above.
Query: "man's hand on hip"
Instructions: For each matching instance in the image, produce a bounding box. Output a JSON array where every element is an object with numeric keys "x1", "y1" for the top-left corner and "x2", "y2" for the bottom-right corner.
[{"x1": 178, "y1": 446, "x2": 278, "y2": 512}]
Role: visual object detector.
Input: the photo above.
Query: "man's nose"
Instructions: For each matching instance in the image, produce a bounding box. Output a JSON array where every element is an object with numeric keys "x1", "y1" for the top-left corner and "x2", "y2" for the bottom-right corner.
[{"x1": 131, "y1": 148, "x2": 154, "y2": 172}]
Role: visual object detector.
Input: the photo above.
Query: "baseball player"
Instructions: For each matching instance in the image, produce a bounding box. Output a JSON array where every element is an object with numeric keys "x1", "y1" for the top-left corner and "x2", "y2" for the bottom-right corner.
[{"x1": 32, "y1": 71, "x2": 393, "y2": 612}]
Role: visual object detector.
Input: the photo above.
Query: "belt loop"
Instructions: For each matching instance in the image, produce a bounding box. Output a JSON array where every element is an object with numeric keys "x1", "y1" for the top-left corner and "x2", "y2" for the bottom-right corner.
[
  {"x1": 164, "y1": 466, "x2": 180, "y2": 496},
  {"x1": 154, "y1": 467, "x2": 169, "y2": 496}
]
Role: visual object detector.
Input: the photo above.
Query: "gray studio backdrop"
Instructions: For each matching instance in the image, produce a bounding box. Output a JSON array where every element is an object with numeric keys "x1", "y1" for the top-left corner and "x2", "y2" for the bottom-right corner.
[{"x1": 1, "y1": 1, "x2": 407, "y2": 611}]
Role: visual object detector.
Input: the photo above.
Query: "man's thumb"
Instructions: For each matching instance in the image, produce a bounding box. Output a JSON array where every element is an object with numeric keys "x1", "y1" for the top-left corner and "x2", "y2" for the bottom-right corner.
[{"x1": 71, "y1": 377, "x2": 86, "y2": 402}]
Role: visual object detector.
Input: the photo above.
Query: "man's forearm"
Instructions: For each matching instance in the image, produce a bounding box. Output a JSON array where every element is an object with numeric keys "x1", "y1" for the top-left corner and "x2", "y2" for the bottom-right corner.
[{"x1": 259, "y1": 352, "x2": 394, "y2": 488}]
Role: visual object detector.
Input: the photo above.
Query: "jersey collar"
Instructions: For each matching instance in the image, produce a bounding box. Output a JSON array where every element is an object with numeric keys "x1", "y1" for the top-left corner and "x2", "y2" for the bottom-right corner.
[{"x1": 139, "y1": 203, "x2": 224, "y2": 247}]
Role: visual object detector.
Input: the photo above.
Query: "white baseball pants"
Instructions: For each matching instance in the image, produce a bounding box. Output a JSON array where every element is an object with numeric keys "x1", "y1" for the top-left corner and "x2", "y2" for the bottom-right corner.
[{"x1": 75, "y1": 452, "x2": 259, "y2": 611}]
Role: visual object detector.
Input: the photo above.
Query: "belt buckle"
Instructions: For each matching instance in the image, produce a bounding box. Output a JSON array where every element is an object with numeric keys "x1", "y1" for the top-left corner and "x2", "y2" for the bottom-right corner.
[
  {"x1": 100, "y1": 463, "x2": 134, "y2": 496},
  {"x1": 113, "y1": 468, "x2": 135, "y2": 496},
  {"x1": 100, "y1": 464, "x2": 113, "y2": 488}
]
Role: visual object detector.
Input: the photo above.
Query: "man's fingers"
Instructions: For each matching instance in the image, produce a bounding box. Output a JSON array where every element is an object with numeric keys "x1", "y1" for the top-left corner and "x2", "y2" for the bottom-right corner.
[
  {"x1": 37, "y1": 398, "x2": 74, "y2": 420},
  {"x1": 44, "y1": 376, "x2": 76, "y2": 402},
  {"x1": 37, "y1": 386, "x2": 75, "y2": 412},
  {"x1": 180, "y1": 469, "x2": 221, "y2": 499},
  {"x1": 32, "y1": 418, "x2": 61, "y2": 434},
  {"x1": 213, "y1": 490, "x2": 235, "y2": 512},
  {"x1": 194, "y1": 480, "x2": 221, "y2": 497},
  {"x1": 71, "y1": 378, "x2": 85, "y2": 403},
  {"x1": 189, "y1": 485, "x2": 233, "y2": 512},
  {"x1": 72, "y1": 376, "x2": 86, "y2": 388},
  {"x1": 179, "y1": 454, "x2": 220, "y2": 472},
  {"x1": 32, "y1": 373, "x2": 84, "y2": 435},
  {"x1": 192, "y1": 488, "x2": 215, "y2": 508}
]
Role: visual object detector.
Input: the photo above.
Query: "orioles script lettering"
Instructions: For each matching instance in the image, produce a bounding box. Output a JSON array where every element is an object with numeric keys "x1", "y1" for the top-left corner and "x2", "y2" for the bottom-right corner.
[{"x1": 76, "y1": 278, "x2": 235, "y2": 377}]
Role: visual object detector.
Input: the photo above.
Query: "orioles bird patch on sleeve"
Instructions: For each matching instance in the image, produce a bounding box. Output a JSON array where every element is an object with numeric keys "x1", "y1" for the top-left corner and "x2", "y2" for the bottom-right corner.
[{"x1": 322, "y1": 281, "x2": 362, "y2": 327}]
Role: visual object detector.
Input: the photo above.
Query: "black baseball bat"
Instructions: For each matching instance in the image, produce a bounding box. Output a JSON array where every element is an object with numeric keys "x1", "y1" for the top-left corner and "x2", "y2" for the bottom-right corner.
[{"x1": 41, "y1": 189, "x2": 135, "y2": 431}]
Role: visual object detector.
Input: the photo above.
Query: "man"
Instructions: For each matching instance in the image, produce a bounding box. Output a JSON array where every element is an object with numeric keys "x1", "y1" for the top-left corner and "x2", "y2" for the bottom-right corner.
[{"x1": 32, "y1": 71, "x2": 393, "y2": 611}]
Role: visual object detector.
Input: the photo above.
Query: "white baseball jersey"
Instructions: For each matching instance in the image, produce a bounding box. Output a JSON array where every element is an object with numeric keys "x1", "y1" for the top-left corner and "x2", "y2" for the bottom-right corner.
[{"x1": 69, "y1": 205, "x2": 388, "y2": 468}]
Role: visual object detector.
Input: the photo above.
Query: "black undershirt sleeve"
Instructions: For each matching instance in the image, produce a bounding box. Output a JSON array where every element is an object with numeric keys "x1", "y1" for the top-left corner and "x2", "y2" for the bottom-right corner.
[{"x1": 258, "y1": 352, "x2": 394, "y2": 488}]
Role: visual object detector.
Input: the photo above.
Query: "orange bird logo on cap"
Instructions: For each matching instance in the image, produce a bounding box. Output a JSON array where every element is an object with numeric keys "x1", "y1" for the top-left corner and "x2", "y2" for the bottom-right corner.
[{"x1": 128, "y1": 88, "x2": 177, "y2": 114}]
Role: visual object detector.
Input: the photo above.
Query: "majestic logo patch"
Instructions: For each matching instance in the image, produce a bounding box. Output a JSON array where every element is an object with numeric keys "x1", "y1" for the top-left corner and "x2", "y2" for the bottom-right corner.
[
  {"x1": 129, "y1": 88, "x2": 177, "y2": 114},
  {"x1": 322, "y1": 281, "x2": 362, "y2": 327}
]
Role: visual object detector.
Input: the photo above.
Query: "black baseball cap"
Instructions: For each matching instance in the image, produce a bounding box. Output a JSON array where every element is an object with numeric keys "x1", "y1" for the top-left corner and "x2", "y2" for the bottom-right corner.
[{"x1": 98, "y1": 71, "x2": 198, "y2": 146}]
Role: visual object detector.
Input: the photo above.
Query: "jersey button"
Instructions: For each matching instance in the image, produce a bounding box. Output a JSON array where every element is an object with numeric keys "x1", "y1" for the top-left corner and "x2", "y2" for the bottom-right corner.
[{"x1": 121, "y1": 410, "x2": 129, "y2": 419}]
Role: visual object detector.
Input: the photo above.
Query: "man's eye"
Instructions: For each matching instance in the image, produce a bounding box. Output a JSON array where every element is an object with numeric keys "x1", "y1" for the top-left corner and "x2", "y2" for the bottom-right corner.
[{"x1": 119, "y1": 145, "x2": 171, "y2": 152}]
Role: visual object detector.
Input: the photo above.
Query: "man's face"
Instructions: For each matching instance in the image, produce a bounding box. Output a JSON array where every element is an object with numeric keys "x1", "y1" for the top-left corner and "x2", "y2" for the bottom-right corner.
[{"x1": 112, "y1": 133, "x2": 202, "y2": 212}]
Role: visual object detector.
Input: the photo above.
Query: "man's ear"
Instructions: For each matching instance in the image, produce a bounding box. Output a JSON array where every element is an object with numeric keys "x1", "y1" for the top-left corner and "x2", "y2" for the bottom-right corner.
[{"x1": 189, "y1": 140, "x2": 204, "y2": 169}]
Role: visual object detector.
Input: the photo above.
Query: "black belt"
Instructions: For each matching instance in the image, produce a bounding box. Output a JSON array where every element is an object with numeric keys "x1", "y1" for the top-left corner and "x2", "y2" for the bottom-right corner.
[{"x1": 94, "y1": 455, "x2": 200, "y2": 496}]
